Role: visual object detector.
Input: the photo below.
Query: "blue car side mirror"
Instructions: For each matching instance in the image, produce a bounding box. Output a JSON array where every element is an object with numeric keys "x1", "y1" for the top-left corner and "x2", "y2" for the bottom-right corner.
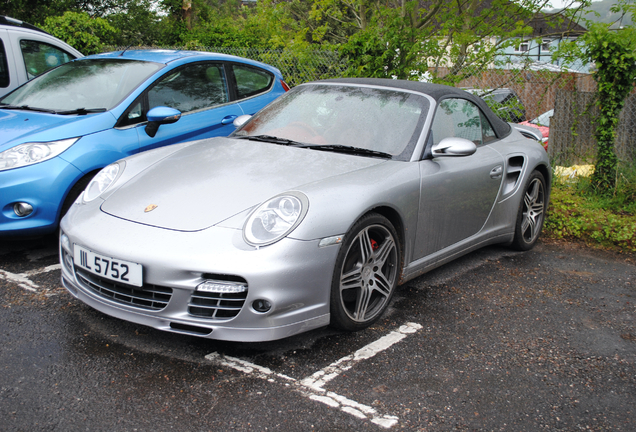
[{"x1": 145, "y1": 106, "x2": 182, "y2": 138}]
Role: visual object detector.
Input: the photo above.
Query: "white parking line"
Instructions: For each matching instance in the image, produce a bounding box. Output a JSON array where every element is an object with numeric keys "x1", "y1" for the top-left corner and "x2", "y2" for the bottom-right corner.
[
  {"x1": 0, "y1": 264, "x2": 62, "y2": 292},
  {"x1": 206, "y1": 322, "x2": 422, "y2": 429}
]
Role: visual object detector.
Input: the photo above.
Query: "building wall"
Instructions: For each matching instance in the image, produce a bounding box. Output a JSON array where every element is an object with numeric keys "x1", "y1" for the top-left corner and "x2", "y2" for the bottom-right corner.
[{"x1": 497, "y1": 37, "x2": 591, "y2": 74}]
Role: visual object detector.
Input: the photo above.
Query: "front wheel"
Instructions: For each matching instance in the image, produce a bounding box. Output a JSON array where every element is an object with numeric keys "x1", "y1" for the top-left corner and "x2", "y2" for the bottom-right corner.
[
  {"x1": 511, "y1": 170, "x2": 547, "y2": 251},
  {"x1": 330, "y1": 213, "x2": 401, "y2": 331}
]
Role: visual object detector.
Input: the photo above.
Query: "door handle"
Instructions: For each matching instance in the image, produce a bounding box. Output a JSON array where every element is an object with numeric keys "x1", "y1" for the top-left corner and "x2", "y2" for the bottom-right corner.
[
  {"x1": 221, "y1": 115, "x2": 238, "y2": 125},
  {"x1": 490, "y1": 165, "x2": 503, "y2": 179}
]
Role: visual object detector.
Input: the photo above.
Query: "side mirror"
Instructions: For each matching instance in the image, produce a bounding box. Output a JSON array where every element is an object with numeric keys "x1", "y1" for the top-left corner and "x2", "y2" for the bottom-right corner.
[
  {"x1": 233, "y1": 114, "x2": 252, "y2": 128},
  {"x1": 431, "y1": 137, "x2": 477, "y2": 157},
  {"x1": 145, "y1": 106, "x2": 181, "y2": 138}
]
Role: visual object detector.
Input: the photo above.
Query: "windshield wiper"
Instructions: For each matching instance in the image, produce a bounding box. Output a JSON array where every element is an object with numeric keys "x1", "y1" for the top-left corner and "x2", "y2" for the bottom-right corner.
[
  {"x1": 236, "y1": 135, "x2": 392, "y2": 159},
  {"x1": 303, "y1": 144, "x2": 392, "y2": 159},
  {"x1": 0, "y1": 104, "x2": 57, "y2": 114},
  {"x1": 55, "y1": 108, "x2": 107, "y2": 115},
  {"x1": 0, "y1": 104, "x2": 106, "y2": 115},
  {"x1": 235, "y1": 135, "x2": 305, "y2": 147}
]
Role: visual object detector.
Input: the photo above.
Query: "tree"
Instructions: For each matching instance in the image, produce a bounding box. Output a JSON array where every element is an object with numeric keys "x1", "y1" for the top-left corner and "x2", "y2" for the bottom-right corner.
[
  {"x1": 555, "y1": 0, "x2": 636, "y2": 192},
  {"x1": 41, "y1": 11, "x2": 116, "y2": 54},
  {"x1": 102, "y1": 0, "x2": 164, "y2": 46},
  {"x1": 584, "y1": 23, "x2": 636, "y2": 192},
  {"x1": 260, "y1": 0, "x2": 589, "y2": 83},
  {"x1": 0, "y1": 0, "x2": 80, "y2": 25}
]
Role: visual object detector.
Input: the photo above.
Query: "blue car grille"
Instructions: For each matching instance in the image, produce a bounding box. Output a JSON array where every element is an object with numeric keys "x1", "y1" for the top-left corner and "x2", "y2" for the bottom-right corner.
[
  {"x1": 188, "y1": 290, "x2": 247, "y2": 319},
  {"x1": 75, "y1": 268, "x2": 172, "y2": 311}
]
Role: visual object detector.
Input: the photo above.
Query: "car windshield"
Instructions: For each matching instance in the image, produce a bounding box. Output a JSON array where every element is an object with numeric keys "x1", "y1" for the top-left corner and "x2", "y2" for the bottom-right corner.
[
  {"x1": 0, "y1": 59, "x2": 163, "y2": 112},
  {"x1": 530, "y1": 109, "x2": 553, "y2": 127},
  {"x1": 233, "y1": 84, "x2": 429, "y2": 160}
]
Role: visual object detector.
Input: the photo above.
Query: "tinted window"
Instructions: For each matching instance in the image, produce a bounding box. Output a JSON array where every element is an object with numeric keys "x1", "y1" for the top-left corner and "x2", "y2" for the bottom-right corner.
[
  {"x1": 148, "y1": 63, "x2": 229, "y2": 114},
  {"x1": 232, "y1": 64, "x2": 273, "y2": 99},
  {"x1": 0, "y1": 40, "x2": 8, "y2": 88},
  {"x1": 431, "y1": 99, "x2": 485, "y2": 145},
  {"x1": 20, "y1": 39, "x2": 75, "y2": 79}
]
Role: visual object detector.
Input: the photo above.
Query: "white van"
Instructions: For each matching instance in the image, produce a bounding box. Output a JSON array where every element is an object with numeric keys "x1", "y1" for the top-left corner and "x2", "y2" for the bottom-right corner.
[{"x1": 0, "y1": 16, "x2": 83, "y2": 98}]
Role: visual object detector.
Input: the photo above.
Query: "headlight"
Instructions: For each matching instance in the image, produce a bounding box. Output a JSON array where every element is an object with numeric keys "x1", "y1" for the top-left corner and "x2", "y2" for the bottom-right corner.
[
  {"x1": 243, "y1": 192, "x2": 309, "y2": 246},
  {"x1": 0, "y1": 138, "x2": 79, "y2": 171},
  {"x1": 83, "y1": 161, "x2": 125, "y2": 203}
]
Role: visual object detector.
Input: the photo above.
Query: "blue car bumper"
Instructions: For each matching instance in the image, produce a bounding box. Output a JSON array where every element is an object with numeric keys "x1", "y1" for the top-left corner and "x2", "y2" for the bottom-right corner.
[{"x1": 0, "y1": 157, "x2": 83, "y2": 236}]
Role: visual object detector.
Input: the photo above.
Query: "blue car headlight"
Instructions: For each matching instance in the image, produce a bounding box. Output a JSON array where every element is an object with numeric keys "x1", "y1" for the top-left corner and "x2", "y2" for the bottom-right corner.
[
  {"x1": 0, "y1": 138, "x2": 79, "y2": 171},
  {"x1": 243, "y1": 192, "x2": 309, "y2": 247},
  {"x1": 82, "y1": 161, "x2": 125, "y2": 203}
]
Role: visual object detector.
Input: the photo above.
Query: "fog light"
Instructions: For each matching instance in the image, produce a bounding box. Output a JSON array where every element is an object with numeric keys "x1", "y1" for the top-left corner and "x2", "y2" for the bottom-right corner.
[
  {"x1": 252, "y1": 299, "x2": 272, "y2": 313},
  {"x1": 13, "y1": 202, "x2": 33, "y2": 217}
]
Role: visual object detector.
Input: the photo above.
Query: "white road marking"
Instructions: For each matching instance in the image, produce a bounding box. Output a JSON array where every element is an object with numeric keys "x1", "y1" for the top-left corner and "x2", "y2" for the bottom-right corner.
[
  {"x1": 206, "y1": 322, "x2": 422, "y2": 429},
  {"x1": 0, "y1": 264, "x2": 62, "y2": 292}
]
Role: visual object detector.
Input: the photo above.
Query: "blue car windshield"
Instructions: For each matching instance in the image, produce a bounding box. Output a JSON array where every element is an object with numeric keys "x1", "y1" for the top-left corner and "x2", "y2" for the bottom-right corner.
[{"x1": 0, "y1": 59, "x2": 163, "y2": 112}]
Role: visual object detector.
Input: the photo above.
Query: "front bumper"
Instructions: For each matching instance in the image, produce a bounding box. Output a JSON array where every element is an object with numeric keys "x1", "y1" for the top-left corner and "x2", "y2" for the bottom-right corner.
[
  {"x1": 1, "y1": 157, "x2": 82, "y2": 236},
  {"x1": 60, "y1": 209, "x2": 339, "y2": 341}
]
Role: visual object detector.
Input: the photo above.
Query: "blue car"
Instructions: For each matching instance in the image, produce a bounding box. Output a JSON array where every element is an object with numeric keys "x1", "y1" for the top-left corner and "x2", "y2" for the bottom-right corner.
[{"x1": 0, "y1": 49, "x2": 288, "y2": 236}]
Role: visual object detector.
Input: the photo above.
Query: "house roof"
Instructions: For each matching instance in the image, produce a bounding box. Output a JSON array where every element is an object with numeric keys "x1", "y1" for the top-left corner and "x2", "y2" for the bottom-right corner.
[
  {"x1": 529, "y1": 12, "x2": 587, "y2": 37},
  {"x1": 417, "y1": 0, "x2": 586, "y2": 37}
]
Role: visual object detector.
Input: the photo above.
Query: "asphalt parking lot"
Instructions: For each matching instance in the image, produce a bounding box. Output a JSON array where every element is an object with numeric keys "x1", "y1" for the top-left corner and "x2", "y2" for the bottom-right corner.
[{"x1": 1, "y1": 237, "x2": 634, "y2": 431}]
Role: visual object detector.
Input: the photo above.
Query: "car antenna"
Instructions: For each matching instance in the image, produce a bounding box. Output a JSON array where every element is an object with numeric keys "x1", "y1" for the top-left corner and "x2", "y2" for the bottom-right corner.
[{"x1": 119, "y1": 45, "x2": 132, "y2": 56}]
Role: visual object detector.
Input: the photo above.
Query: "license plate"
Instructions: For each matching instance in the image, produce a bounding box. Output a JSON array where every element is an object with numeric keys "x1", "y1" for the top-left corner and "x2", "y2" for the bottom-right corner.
[{"x1": 74, "y1": 244, "x2": 143, "y2": 287}]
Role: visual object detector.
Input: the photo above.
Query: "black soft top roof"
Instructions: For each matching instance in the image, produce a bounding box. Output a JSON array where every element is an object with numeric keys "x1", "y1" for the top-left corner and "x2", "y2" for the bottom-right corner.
[{"x1": 312, "y1": 78, "x2": 512, "y2": 139}]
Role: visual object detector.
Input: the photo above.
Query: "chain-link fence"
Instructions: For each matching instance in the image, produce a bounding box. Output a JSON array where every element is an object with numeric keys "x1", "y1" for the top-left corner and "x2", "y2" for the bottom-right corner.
[
  {"x1": 107, "y1": 46, "x2": 636, "y2": 165},
  {"x1": 109, "y1": 45, "x2": 348, "y2": 87},
  {"x1": 549, "y1": 90, "x2": 636, "y2": 166}
]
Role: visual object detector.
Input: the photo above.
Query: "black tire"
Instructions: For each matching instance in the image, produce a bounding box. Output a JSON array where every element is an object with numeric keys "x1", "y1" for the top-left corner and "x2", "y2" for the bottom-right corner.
[
  {"x1": 60, "y1": 174, "x2": 95, "y2": 220},
  {"x1": 330, "y1": 213, "x2": 401, "y2": 331},
  {"x1": 511, "y1": 170, "x2": 547, "y2": 251}
]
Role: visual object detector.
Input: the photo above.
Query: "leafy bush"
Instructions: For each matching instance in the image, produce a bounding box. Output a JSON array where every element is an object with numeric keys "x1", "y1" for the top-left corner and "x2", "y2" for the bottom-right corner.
[
  {"x1": 41, "y1": 12, "x2": 116, "y2": 55},
  {"x1": 544, "y1": 175, "x2": 636, "y2": 253}
]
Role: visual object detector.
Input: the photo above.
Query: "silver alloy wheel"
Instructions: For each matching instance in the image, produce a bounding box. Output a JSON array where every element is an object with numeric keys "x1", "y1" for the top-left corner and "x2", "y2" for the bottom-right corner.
[
  {"x1": 520, "y1": 177, "x2": 545, "y2": 244},
  {"x1": 338, "y1": 223, "x2": 398, "y2": 324}
]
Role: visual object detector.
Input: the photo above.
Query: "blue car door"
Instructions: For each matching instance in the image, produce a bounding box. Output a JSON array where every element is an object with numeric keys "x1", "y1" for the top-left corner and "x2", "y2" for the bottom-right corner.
[{"x1": 134, "y1": 61, "x2": 244, "y2": 152}]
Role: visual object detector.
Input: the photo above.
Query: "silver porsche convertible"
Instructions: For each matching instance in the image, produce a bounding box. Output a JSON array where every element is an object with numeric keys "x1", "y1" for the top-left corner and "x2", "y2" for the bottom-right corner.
[{"x1": 59, "y1": 78, "x2": 550, "y2": 342}]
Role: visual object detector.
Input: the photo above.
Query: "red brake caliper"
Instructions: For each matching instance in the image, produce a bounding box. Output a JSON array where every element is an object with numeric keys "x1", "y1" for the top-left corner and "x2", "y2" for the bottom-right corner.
[{"x1": 370, "y1": 238, "x2": 379, "y2": 251}]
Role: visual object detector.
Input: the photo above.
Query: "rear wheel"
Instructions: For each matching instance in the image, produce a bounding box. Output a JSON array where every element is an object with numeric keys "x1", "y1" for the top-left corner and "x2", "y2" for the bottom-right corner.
[
  {"x1": 330, "y1": 213, "x2": 401, "y2": 331},
  {"x1": 511, "y1": 170, "x2": 546, "y2": 251}
]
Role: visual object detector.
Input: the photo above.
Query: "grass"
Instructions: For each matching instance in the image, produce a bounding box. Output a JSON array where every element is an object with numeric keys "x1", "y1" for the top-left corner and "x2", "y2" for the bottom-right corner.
[{"x1": 543, "y1": 163, "x2": 636, "y2": 254}]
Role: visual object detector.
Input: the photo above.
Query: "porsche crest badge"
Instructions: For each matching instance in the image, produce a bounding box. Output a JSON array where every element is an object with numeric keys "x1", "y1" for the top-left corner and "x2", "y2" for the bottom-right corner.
[{"x1": 144, "y1": 204, "x2": 158, "y2": 213}]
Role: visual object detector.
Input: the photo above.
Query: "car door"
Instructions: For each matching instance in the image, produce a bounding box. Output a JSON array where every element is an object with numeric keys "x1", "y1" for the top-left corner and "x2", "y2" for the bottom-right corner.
[
  {"x1": 133, "y1": 61, "x2": 245, "y2": 152},
  {"x1": 413, "y1": 98, "x2": 504, "y2": 259}
]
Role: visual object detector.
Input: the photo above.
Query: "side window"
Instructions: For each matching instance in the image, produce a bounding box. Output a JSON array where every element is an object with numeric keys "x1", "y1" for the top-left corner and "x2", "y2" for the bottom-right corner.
[
  {"x1": 20, "y1": 40, "x2": 75, "y2": 79},
  {"x1": 232, "y1": 64, "x2": 273, "y2": 99},
  {"x1": 148, "y1": 63, "x2": 229, "y2": 114},
  {"x1": 0, "y1": 39, "x2": 8, "y2": 88},
  {"x1": 480, "y1": 111, "x2": 497, "y2": 144},
  {"x1": 430, "y1": 98, "x2": 484, "y2": 146},
  {"x1": 118, "y1": 99, "x2": 144, "y2": 128}
]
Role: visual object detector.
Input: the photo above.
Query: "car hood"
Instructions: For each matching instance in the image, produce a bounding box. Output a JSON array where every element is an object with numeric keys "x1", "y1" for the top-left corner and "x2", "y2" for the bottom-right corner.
[
  {"x1": 0, "y1": 109, "x2": 115, "y2": 148},
  {"x1": 100, "y1": 137, "x2": 386, "y2": 232}
]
